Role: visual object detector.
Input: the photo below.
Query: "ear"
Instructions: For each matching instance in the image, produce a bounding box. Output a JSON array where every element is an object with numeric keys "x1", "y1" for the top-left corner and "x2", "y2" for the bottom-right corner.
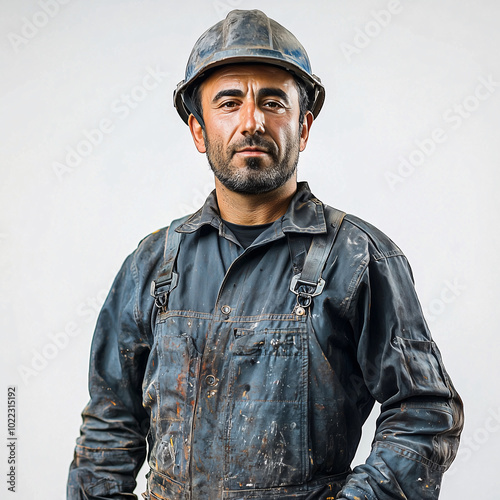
[
  {"x1": 299, "y1": 111, "x2": 314, "y2": 152},
  {"x1": 188, "y1": 114, "x2": 206, "y2": 153}
]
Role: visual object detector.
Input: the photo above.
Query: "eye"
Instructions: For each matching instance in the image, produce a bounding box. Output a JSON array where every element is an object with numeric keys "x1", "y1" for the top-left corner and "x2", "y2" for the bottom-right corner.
[
  {"x1": 264, "y1": 101, "x2": 281, "y2": 108},
  {"x1": 263, "y1": 100, "x2": 286, "y2": 112},
  {"x1": 219, "y1": 100, "x2": 239, "y2": 109}
]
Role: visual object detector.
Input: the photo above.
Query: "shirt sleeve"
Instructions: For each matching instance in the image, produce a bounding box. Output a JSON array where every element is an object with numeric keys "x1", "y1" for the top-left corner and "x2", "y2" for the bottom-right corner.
[
  {"x1": 337, "y1": 248, "x2": 464, "y2": 500},
  {"x1": 67, "y1": 246, "x2": 155, "y2": 500}
]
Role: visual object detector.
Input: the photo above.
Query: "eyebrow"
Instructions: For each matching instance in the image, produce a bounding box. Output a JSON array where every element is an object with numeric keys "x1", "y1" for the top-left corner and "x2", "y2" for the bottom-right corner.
[{"x1": 211, "y1": 87, "x2": 291, "y2": 105}]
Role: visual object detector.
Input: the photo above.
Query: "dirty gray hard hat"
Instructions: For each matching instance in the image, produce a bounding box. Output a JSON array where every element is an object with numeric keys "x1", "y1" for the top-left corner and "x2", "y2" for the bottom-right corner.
[{"x1": 173, "y1": 9, "x2": 325, "y2": 126}]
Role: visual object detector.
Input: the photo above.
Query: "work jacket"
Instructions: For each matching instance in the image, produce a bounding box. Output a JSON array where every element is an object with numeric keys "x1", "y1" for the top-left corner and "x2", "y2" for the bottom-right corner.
[{"x1": 67, "y1": 182, "x2": 463, "y2": 500}]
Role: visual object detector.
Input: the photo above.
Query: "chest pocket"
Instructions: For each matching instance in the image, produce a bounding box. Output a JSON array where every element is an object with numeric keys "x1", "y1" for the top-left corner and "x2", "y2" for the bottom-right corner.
[{"x1": 225, "y1": 327, "x2": 309, "y2": 490}]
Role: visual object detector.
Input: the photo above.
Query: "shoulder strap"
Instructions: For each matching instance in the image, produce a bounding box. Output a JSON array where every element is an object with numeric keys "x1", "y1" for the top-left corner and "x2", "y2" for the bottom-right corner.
[
  {"x1": 289, "y1": 206, "x2": 345, "y2": 314},
  {"x1": 150, "y1": 215, "x2": 190, "y2": 312}
]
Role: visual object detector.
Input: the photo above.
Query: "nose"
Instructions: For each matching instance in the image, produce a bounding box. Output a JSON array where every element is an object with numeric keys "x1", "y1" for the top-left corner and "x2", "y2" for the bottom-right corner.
[{"x1": 239, "y1": 100, "x2": 265, "y2": 135}]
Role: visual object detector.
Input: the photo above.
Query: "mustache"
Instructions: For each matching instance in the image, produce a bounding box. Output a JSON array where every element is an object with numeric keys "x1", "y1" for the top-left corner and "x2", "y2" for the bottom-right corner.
[{"x1": 230, "y1": 136, "x2": 277, "y2": 156}]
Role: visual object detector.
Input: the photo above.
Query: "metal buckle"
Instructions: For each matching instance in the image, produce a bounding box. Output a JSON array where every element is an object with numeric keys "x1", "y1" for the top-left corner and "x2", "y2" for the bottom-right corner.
[
  {"x1": 150, "y1": 272, "x2": 178, "y2": 309},
  {"x1": 289, "y1": 274, "x2": 325, "y2": 298}
]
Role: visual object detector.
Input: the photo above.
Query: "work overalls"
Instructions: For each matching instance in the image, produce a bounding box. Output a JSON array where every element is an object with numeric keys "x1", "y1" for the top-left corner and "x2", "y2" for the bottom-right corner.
[{"x1": 144, "y1": 200, "x2": 348, "y2": 499}]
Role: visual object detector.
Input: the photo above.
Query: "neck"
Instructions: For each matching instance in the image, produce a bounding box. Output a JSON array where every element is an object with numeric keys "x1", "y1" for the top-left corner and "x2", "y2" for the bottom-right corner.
[{"x1": 214, "y1": 177, "x2": 297, "y2": 225}]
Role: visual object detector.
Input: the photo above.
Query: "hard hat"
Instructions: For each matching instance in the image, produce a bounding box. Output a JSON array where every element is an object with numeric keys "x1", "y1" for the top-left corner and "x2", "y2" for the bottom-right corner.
[{"x1": 173, "y1": 9, "x2": 325, "y2": 125}]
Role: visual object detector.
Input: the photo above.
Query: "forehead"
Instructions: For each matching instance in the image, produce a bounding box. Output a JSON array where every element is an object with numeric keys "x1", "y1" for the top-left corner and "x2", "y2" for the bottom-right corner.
[{"x1": 199, "y1": 64, "x2": 297, "y2": 98}]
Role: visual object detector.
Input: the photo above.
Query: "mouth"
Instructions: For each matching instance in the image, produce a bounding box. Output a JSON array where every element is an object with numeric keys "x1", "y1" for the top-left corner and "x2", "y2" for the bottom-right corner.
[{"x1": 234, "y1": 147, "x2": 269, "y2": 157}]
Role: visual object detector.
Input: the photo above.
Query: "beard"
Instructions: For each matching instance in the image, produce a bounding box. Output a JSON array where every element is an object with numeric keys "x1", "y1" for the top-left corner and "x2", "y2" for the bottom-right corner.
[{"x1": 204, "y1": 132, "x2": 300, "y2": 195}]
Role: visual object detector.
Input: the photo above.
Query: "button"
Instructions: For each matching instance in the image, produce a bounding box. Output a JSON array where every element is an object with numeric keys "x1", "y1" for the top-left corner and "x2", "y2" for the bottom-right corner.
[
  {"x1": 221, "y1": 305, "x2": 231, "y2": 315},
  {"x1": 205, "y1": 375, "x2": 219, "y2": 387},
  {"x1": 295, "y1": 306, "x2": 306, "y2": 316}
]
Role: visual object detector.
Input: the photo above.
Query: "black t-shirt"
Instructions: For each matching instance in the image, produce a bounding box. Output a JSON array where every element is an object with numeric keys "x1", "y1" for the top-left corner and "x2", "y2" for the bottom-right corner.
[{"x1": 223, "y1": 220, "x2": 274, "y2": 249}]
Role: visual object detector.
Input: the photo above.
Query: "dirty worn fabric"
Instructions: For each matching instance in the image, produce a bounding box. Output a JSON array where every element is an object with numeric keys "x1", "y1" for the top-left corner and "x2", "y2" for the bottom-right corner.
[{"x1": 67, "y1": 182, "x2": 463, "y2": 500}]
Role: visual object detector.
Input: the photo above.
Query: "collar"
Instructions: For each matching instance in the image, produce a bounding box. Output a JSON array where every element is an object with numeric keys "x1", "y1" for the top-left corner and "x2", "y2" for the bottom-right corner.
[{"x1": 177, "y1": 181, "x2": 327, "y2": 236}]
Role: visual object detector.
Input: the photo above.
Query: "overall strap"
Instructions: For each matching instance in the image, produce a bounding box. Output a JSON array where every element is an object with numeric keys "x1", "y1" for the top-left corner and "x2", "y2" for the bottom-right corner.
[
  {"x1": 150, "y1": 215, "x2": 190, "y2": 312},
  {"x1": 289, "y1": 206, "x2": 346, "y2": 315}
]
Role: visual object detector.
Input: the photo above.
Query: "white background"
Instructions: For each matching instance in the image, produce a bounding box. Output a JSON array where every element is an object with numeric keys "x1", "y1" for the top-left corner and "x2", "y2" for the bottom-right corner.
[{"x1": 1, "y1": 0, "x2": 499, "y2": 498}]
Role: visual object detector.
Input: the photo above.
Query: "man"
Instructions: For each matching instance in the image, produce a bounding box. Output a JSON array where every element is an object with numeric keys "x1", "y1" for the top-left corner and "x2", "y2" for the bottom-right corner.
[{"x1": 68, "y1": 9, "x2": 463, "y2": 500}]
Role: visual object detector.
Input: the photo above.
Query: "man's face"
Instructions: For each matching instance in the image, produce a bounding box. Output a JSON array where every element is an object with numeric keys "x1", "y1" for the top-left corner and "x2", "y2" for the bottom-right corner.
[{"x1": 189, "y1": 64, "x2": 312, "y2": 195}]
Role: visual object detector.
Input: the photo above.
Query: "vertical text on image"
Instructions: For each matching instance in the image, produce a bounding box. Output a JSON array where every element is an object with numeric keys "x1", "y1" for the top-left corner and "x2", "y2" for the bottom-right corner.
[{"x1": 6, "y1": 386, "x2": 17, "y2": 493}]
